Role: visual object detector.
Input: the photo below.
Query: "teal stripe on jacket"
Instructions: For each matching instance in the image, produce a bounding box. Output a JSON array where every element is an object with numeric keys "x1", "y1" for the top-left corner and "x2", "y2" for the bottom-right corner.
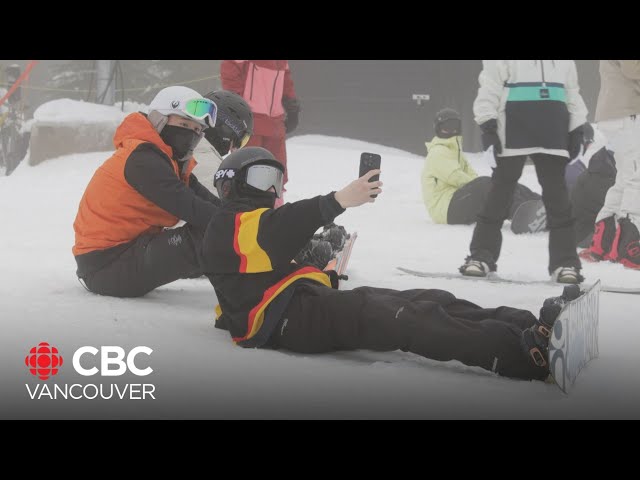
[{"x1": 507, "y1": 85, "x2": 566, "y2": 102}]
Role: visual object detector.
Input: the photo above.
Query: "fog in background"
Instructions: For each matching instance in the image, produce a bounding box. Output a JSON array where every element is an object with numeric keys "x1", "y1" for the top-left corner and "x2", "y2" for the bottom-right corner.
[{"x1": 2, "y1": 60, "x2": 600, "y2": 155}]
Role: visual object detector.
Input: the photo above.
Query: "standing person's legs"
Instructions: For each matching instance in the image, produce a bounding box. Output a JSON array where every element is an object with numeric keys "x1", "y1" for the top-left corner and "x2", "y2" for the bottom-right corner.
[
  {"x1": 612, "y1": 115, "x2": 640, "y2": 267},
  {"x1": 245, "y1": 134, "x2": 267, "y2": 149},
  {"x1": 272, "y1": 285, "x2": 548, "y2": 381},
  {"x1": 580, "y1": 117, "x2": 638, "y2": 262},
  {"x1": 467, "y1": 156, "x2": 527, "y2": 270},
  {"x1": 615, "y1": 116, "x2": 640, "y2": 226},
  {"x1": 82, "y1": 224, "x2": 206, "y2": 298},
  {"x1": 595, "y1": 117, "x2": 636, "y2": 223},
  {"x1": 531, "y1": 154, "x2": 580, "y2": 274}
]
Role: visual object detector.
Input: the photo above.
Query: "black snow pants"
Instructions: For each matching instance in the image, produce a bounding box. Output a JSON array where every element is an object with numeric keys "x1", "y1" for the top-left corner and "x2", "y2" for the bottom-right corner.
[
  {"x1": 79, "y1": 224, "x2": 205, "y2": 298},
  {"x1": 447, "y1": 175, "x2": 541, "y2": 225},
  {"x1": 267, "y1": 284, "x2": 548, "y2": 381},
  {"x1": 469, "y1": 154, "x2": 580, "y2": 274}
]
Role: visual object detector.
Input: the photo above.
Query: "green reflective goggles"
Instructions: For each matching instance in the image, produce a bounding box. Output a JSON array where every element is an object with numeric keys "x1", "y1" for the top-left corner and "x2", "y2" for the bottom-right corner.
[{"x1": 184, "y1": 98, "x2": 217, "y2": 126}]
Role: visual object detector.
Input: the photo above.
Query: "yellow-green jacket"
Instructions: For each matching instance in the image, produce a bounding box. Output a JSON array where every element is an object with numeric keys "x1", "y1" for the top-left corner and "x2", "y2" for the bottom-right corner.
[{"x1": 421, "y1": 135, "x2": 477, "y2": 224}]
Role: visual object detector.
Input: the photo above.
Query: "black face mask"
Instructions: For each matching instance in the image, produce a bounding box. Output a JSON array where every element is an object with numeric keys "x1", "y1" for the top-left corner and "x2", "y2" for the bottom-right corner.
[
  {"x1": 204, "y1": 128, "x2": 232, "y2": 156},
  {"x1": 233, "y1": 182, "x2": 277, "y2": 209},
  {"x1": 160, "y1": 125, "x2": 201, "y2": 161}
]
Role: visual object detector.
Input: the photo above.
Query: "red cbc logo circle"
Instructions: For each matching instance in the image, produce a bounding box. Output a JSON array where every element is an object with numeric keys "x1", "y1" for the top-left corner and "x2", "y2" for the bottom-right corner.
[{"x1": 25, "y1": 342, "x2": 64, "y2": 380}]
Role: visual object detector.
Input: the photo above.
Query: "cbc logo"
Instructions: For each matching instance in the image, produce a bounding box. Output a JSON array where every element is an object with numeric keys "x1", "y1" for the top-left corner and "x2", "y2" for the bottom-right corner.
[
  {"x1": 26, "y1": 343, "x2": 152, "y2": 379},
  {"x1": 25, "y1": 342, "x2": 64, "y2": 380},
  {"x1": 74, "y1": 346, "x2": 152, "y2": 376}
]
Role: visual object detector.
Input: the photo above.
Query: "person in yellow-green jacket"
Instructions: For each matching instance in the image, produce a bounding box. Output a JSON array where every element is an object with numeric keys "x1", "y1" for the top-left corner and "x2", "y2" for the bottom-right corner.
[{"x1": 421, "y1": 108, "x2": 540, "y2": 225}]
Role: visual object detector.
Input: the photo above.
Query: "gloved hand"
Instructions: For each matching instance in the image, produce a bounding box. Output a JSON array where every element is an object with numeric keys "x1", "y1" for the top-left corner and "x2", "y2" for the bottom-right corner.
[
  {"x1": 282, "y1": 97, "x2": 301, "y2": 133},
  {"x1": 568, "y1": 124, "x2": 587, "y2": 160},
  {"x1": 479, "y1": 119, "x2": 502, "y2": 154}
]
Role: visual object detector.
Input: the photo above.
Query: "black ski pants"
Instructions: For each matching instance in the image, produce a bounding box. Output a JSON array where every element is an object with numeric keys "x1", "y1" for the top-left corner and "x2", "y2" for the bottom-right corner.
[
  {"x1": 447, "y1": 176, "x2": 541, "y2": 225},
  {"x1": 268, "y1": 284, "x2": 548, "y2": 381},
  {"x1": 469, "y1": 154, "x2": 580, "y2": 274},
  {"x1": 81, "y1": 224, "x2": 205, "y2": 298}
]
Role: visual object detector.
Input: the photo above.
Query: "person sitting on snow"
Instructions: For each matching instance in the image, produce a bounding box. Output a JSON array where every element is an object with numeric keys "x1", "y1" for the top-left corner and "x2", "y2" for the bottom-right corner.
[
  {"x1": 421, "y1": 108, "x2": 540, "y2": 225},
  {"x1": 201, "y1": 146, "x2": 582, "y2": 383},
  {"x1": 72, "y1": 86, "x2": 221, "y2": 297}
]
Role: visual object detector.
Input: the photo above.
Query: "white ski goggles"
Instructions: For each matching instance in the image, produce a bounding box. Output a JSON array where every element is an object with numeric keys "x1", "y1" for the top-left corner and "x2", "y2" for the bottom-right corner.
[{"x1": 245, "y1": 164, "x2": 284, "y2": 198}]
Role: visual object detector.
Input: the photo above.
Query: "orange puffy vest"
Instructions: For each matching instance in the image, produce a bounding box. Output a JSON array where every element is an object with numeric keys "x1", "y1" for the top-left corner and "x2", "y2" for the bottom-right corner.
[{"x1": 72, "y1": 113, "x2": 196, "y2": 256}]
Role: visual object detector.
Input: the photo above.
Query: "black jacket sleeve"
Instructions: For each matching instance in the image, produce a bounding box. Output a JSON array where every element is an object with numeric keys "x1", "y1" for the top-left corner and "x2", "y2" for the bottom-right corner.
[
  {"x1": 189, "y1": 174, "x2": 221, "y2": 207},
  {"x1": 124, "y1": 144, "x2": 218, "y2": 229},
  {"x1": 256, "y1": 192, "x2": 345, "y2": 267}
]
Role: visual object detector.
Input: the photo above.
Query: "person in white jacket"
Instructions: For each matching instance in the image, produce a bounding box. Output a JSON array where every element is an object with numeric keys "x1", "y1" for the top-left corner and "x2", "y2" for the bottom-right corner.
[
  {"x1": 579, "y1": 60, "x2": 640, "y2": 270},
  {"x1": 460, "y1": 60, "x2": 590, "y2": 284}
]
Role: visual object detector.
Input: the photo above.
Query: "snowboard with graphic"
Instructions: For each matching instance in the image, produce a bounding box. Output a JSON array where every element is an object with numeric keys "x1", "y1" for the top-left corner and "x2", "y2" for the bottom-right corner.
[{"x1": 548, "y1": 280, "x2": 600, "y2": 393}]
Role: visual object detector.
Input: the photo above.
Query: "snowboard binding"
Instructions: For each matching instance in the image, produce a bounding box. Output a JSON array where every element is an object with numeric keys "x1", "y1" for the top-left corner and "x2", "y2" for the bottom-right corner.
[{"x1": 523, "y1": 284, "x2": 583, "y2": 367}]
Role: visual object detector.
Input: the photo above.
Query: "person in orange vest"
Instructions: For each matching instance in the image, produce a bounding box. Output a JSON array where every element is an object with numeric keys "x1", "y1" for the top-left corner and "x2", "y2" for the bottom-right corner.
[
  {"x1": 220, "y1": 60, "x2": 300, "y2": 207},
  {"x1": 72, "y1": 86, "x2": 220, "y2": 297}
]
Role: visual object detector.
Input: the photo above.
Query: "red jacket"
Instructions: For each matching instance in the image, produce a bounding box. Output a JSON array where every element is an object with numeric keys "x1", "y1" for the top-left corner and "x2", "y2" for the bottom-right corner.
[{"x1": 220, "y1": 60, "x2": 297, "y2": 137}]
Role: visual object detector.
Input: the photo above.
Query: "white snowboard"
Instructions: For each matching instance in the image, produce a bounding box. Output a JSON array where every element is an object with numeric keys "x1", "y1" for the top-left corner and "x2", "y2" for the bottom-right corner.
[{"x1": 548, "y1": 280, "x2": 600, "y2": 393}]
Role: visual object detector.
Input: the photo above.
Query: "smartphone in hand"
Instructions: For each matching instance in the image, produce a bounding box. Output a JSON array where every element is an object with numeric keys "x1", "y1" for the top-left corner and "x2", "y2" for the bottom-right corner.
[{"x1": 359, "y1": 152, "x2": 382, "y2": 198}]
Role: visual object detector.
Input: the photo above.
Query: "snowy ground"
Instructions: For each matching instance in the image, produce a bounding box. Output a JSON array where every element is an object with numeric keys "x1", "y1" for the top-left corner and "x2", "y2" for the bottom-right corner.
[{"x1": 1, "y1": 134, "x2": 639, "y2": 419}]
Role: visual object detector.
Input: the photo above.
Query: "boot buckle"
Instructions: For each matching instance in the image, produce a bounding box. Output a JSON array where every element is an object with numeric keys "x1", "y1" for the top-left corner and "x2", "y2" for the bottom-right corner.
[
  {"x1": 529, "y1": 347, "x2": 547, "y2": 367},
  {"x1": 536, "y1": 324, "x2": 551, "y2": 339}
]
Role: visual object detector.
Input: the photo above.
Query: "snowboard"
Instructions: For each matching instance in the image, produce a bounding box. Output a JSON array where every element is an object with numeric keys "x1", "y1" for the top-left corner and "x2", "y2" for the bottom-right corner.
[
  {"x1": 325, "y1": 231, "x2": 358, "y2": 276},
  {"x1": 548, "y1": 280, "x2": 600, "y2": 393},
  {"x1": 396, "y1": 266, "x2": 640, "y2": 294},
  {"x1": 510, "y1": 199, "x2": 547, "y2": 234}
]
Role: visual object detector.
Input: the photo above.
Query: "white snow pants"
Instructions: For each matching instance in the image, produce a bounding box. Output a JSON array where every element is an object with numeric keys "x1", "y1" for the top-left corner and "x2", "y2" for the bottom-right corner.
[{"x1": 596, "y1": 114, "x2": 640, "y2": 229}]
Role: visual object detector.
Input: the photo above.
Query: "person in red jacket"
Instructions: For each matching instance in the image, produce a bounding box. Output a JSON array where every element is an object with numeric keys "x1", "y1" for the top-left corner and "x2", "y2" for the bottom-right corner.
[{"x1": 220, "y1": 60, "x2": 300, "y2": 207}]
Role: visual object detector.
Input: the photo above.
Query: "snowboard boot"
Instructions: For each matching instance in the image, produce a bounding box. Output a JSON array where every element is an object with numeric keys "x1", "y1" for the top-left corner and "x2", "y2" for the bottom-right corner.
[
  {"x1": 579, "y1": 216, "x2": 618, "y2": 262},
  {"x1": 459, "y1": 257, "x2": 492, "y2": 277},
  {"x1": 550, "y1": 266, "x2": 584, "y2": 284},
  {"x1": 617, "y1": 216, "x2": 640, "y2": 270},
  {"x1": 294, "y1": 239, "x2": 334, "y2": 270},
  {"x1": 522, "y1": 284, "x2": 583, "y2": 368}
]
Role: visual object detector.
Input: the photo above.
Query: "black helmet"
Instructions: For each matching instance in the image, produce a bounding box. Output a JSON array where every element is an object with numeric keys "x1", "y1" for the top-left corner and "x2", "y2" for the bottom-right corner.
[
  {"x1": 434, "y1": 108, "x2": 461, "y2": 138},
  {"x1": 214, "y1": 147, "x2": 284, "y2": 208},
  {"x1": 203, "y1": 90, "x2": 254, "y2": 155}
]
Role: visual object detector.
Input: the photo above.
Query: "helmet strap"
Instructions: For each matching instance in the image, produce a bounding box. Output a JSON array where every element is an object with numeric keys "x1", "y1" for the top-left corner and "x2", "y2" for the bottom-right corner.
[{"x1": 147, "y1": 110, "x2": 169, "y2": 134}]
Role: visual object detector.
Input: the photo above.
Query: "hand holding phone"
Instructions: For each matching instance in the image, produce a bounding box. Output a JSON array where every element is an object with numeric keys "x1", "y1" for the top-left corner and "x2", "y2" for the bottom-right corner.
[
  {"x1": 359, "y1": 152, "x2": 382, "y2": 198},
  {"x1": 334, "y1": 152, "x2": 382, "y2": 208}
]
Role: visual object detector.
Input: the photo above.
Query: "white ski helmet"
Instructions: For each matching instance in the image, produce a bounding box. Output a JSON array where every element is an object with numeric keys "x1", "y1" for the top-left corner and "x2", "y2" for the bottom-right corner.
[{"x1": 148, "y1": 86, "x2": 216, "y2": 130}]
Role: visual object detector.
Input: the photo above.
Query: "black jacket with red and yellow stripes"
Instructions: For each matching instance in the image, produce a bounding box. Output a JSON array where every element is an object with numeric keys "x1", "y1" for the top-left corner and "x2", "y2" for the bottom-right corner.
[{"x1": 202, "y1": 193, "x2": 345, "y2": 347}]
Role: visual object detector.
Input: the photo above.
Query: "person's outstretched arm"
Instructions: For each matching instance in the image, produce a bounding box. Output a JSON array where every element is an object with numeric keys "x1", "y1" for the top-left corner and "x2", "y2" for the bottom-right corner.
[{"x1": 238, "y1": 170, "x2": 382, "y2": 269}]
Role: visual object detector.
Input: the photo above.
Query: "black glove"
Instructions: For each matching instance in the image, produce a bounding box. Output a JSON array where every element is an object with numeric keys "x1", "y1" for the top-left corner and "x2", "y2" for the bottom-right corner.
[
  {"x1": 479, "y1": 119, "x2": 502, "y2": 154},
  {"x1": 568, "y1": 124, "x2": 587, "y2": 161},
  {"x1": 283, "y1": 97, "x2": 301, "y2": 134}
]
